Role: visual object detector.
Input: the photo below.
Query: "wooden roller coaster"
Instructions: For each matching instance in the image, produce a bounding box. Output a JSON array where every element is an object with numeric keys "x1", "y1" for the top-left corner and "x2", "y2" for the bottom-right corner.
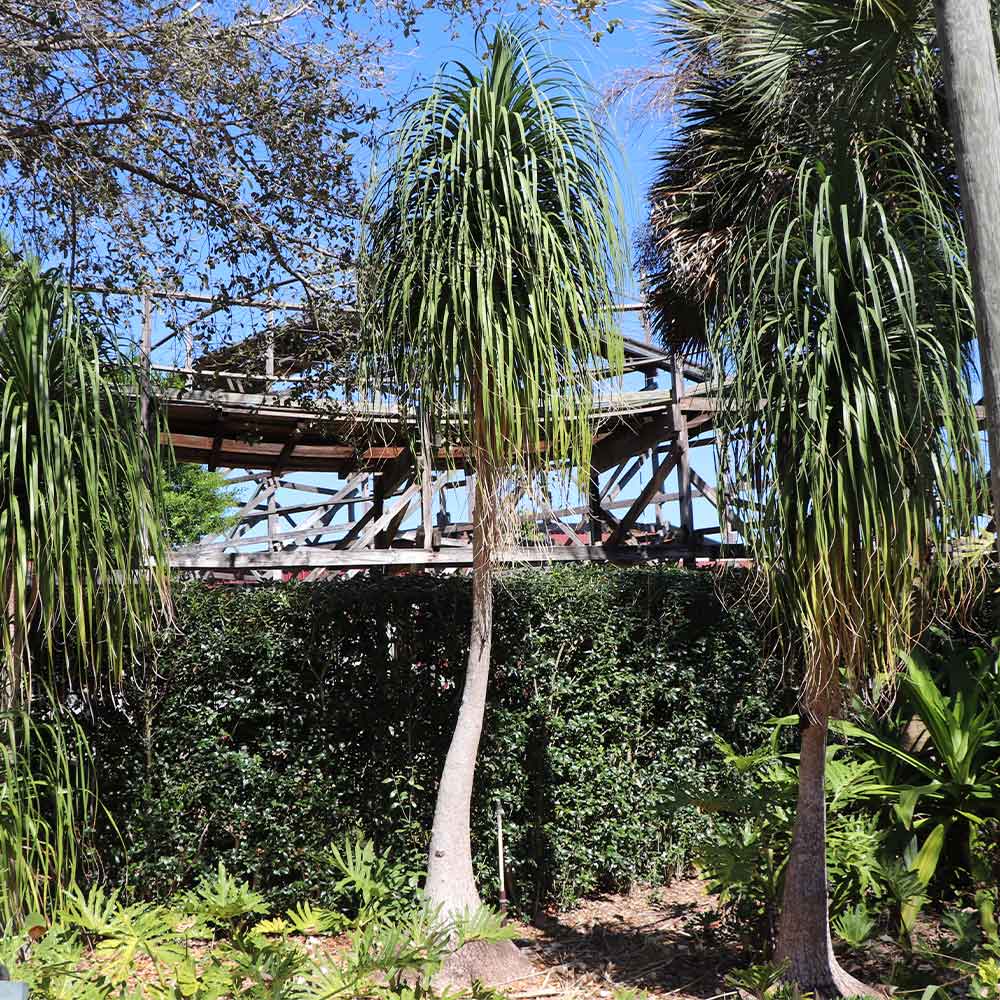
[{"x1": 110, "y1": 289, "x2": 741, "y2": 581}]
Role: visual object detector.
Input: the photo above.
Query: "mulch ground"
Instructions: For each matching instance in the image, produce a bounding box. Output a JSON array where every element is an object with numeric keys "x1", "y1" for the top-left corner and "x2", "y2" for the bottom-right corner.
[
  {"x1": 506, "y1": 878, "x2": 737, "y2": 1000},
  {"x1": 501, "y1": 880, "x2": 954, "y2": 1000}
]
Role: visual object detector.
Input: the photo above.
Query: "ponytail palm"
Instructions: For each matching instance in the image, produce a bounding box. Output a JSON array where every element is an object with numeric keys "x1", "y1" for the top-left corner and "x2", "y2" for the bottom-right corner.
[
  {"x1": 1, "y1": 260, "x2": 170, "y2": 707},
  {"x1": 359, "y1": 24, "x2": 626, "y2": 979},
  {"x1": 1, "y1": 255, "x2": 170, "y2": 923},
  {"x1": 649, "y1": 2, "x2": 985, "y2": 993},
  {"x1": 714, "y1": 154, "x2": 983, "y2": 992}
]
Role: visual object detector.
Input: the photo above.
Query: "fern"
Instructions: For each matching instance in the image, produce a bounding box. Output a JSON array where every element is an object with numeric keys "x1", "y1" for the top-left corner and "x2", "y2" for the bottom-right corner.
[{"x1": 185, "y1": 862, "x2": 268, "y2": 930}]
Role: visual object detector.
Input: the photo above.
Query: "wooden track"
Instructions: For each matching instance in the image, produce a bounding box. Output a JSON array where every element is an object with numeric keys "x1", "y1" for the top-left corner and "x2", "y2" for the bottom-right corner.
[{"x1": 113, "y1": 289, "x2": 742, "y2": 580}]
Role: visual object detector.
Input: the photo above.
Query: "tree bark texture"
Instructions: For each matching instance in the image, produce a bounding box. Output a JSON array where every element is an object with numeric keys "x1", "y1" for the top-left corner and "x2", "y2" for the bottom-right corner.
[
  {"x1": 775, "y1": 717, "x2": 871, "y2": 998},
  {"x1": 423, "y1": 454, "x2": 495, "y2": 916},
  {"x1": 935, "y1": 0, "x2": 1000, "y2": 548}
]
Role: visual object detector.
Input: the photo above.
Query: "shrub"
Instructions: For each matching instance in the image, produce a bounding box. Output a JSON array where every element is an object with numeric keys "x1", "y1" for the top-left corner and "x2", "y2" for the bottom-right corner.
[{"x1": 79, "y1": 565, "x2": 783, "y2": 912}]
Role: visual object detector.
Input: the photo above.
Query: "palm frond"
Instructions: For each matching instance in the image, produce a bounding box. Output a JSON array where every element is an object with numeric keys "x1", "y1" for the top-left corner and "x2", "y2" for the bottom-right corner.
[
  {"x1": 713, "y1": 147, "x2": 985, "y2": 710},
  {"x1": 646, "y1": 0, "x2": 946, "y2": 354},
  {"x1": 358, "y1": 24, "x2": 628, "y2": 498}
]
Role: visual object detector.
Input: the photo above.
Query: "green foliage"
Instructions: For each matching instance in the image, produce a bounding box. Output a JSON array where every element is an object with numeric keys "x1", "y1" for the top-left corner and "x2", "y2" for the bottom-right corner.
[
  {"x1": 0, "y1": 711, "x2": 96, "y2": 934},
  {"x1": 328, "y1": 835, "x2": 422, "y2": 928},
  {"x1": 714, "y1": 152, "x2": 984, "y2": 707},
  {"x1": 724, "y1": 960, "x2": 801, "y2": 1000},
  {"x1": 694, "y1": 728, "x2": 888, "y2": 953},
  {"x1": 79, "y1": 566, "x2": 782, "y2": 913},
  {"x1": 160, "y1": 463, "x2": 239, "y2": 546},
  {"x1": 832, "y1": 904, "x2": 875, "y2": 948},
  {"x1": 839, "y1": 648, "x2": 1000, "y2": 936},
  {"x1": 0, "y1": 256, "x2": 170, "y2": 696},
  {"x1": 843, "y1": 648, "x2": 1000, "y2": 834},
  {"x1": 359, "y1": 23, "x2": 627, "y2": 490},
  {"x1": 0, "y1": 842, "x2": 512, "y2": 998},
  {"x1": 184, "y1": 863, "x2": 268, "y2": 931}
]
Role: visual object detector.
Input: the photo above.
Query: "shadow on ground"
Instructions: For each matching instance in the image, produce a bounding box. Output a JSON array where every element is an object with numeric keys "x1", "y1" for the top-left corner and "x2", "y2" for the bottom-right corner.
[{"x1": 512, "y1": 880, "x2": 746, "y2": 999}]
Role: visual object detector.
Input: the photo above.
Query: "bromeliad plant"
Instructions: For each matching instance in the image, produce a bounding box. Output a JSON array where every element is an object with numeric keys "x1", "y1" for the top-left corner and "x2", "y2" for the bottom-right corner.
[
  {"x1": 359, "y1": 22, "x2": 627, "y2": 980},
  {"x1": 840, "y1": 649, "x2": 1000, "y2": 940}
]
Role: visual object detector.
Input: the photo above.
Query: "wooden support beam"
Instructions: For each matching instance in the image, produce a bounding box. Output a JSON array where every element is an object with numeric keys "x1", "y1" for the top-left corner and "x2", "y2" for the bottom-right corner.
[
  {"x1": 419, "y1": 407, "x2": 434, "y2": 551},
  {"x1": 592, "y1": 415, "x2": 674, "y2": 471},
  {"x1": 340, "y1": 483, "x2": 420, "y2": 550},
  {"x1": 610, "y1": 446, "x2": 680, "y2": 545},
  {"x1": 273, "y1": 422, "x2": 303, "y2": 477},
  {"x1": 207, "y1": 411, "x2": 227, "y2": 471},
  {"x1": 672, "y1": 355, "x2": 694, "y2": 545},
  {"x1": 690, "y1": 468, "x2": 744, "y2": 539},
  {"x1": 371, "y1": 450, "x2": 412, "y2": 548}
]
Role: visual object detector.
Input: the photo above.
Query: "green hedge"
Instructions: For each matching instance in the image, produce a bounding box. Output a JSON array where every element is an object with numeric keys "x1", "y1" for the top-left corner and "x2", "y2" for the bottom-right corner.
[{"x1": 84, "y1": 566, "x2": 784, "y2": 911}]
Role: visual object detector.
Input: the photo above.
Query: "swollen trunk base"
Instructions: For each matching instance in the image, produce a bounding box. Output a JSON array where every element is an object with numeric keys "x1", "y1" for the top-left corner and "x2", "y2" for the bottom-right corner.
[{"x1": 433, "y1": 938, "x2": 535, "y2": 988}]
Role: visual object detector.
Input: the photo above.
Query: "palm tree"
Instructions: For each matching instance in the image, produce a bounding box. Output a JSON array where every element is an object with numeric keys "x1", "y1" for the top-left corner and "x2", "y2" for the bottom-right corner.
[
  {"x1": 359, "y1": 24, "x2": 627, "y2": 982},
  {"x1": 1, "y1": 248, "x2": 171, "y2": 919},
  {"x1": 648, "y1": 3, "x2": 985, "y2": 993}
]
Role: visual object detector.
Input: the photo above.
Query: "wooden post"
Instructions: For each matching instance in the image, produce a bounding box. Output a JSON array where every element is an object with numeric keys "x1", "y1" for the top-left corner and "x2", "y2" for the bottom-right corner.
[
  {"x1": 671, "y1": 354, "x2": 694, "y2": 545},
  {"x1": 184, "y1": 331, "x2": 194, "y2": 388},
  {"x1": 935, "y1": 0, "x2": 1000, "y2": 548},
  {"x1": 588, "y1": 467, "x2": 602, "y2": 544},
  {"x1": 420, "y1": 405, "x2": 434, "y2": 551},
  {"x1": 265, "y1": 331, "x2": 275, "y2": 378},
  {"x1": 266, "y1": 479, "x2": 281, "y2": 580}
]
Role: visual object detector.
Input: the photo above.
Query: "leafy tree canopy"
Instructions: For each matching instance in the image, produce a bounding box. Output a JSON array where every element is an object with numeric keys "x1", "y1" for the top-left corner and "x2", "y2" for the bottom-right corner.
[
  {"x1": 0, "y1": 0, "x2": 610, "y2": 313},
  {"x1": 161, "y1": 463, "x2": 240, "y2": 547}
]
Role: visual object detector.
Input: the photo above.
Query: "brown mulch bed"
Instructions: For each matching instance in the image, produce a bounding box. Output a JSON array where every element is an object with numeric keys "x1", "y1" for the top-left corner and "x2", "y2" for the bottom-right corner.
[
  {"x1": 500, "y1": 880, "x2": 955, "y2": 1000},
  {"x1": 503, "y1": 878, "x2": 736, "y2": 1000}
]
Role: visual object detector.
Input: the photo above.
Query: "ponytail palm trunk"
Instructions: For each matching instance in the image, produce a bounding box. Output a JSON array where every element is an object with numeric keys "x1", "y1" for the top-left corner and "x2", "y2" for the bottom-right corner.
[
  {"x1": 359, "y1": 25, "x2": 626, "y2": 981},
  {"x1": 424, "y1": 387, "x2": 497, "y2": 916}
]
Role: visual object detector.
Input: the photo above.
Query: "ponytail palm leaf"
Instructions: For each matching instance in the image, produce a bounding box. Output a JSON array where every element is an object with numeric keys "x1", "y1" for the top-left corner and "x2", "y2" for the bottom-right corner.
[
  {"x1": 359, "y1": 24, "x2": 627, "y2": 484},
  {"x1": 715, "y1": 152, "x2": 983, "y2": 709},
  {"x1": 1, "y1": 260, "x2": 171, "y2": 703}
]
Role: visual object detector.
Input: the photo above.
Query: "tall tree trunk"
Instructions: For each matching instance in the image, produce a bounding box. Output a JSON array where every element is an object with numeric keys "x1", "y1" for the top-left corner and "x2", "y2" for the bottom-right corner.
[
  {"x1": 424, "y1": 390, "x2": 532, "y2": 986},
  {"x1": 423, "y1": 457, "x2": 495, "y2": 916},
  {"x1": 775, "y1": 715, "x2": 870, "y2": 998},
  {"x1": 935, "y1": 0, "x2": 1000, "y2": 548}
]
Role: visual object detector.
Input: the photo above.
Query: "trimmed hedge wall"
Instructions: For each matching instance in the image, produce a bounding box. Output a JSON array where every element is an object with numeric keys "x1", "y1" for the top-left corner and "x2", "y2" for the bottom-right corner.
[{"x1": 85, "y1": 566, "x2": 785, "y2": 911}]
